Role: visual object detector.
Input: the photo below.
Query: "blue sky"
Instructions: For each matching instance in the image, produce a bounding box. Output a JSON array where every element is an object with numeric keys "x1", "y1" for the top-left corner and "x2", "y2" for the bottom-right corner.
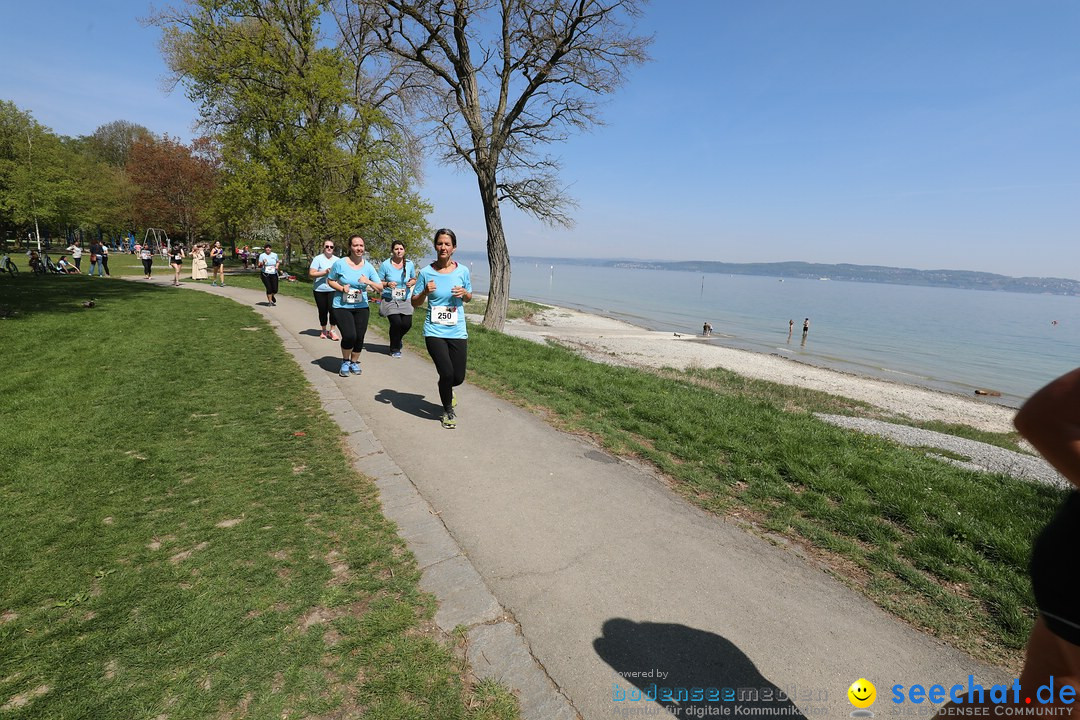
[{"x1": 2, "y1": 1, "x2": 1079, "y2": 278}]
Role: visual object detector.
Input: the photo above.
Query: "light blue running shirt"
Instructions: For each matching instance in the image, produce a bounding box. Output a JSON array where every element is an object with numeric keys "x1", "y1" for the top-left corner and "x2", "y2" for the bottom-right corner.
[
  {"x1": 329, "y1": 258, "x2": 381, "y2": 309},
  {"x1": 379, "y1": 258, "x2": 416, "y2": 302},
  {"x1": 309, "y1": 253, "x2": 337, "y2": 292},
  {"x1": 417, "y1": 262, "x2": 471, "y2": 339}
]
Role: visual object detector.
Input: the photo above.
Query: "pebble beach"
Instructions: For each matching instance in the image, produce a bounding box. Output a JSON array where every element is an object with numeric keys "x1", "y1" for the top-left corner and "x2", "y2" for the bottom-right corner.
[{"x1": 501, "y1": 304, "x2": 1019, "y2": 435}]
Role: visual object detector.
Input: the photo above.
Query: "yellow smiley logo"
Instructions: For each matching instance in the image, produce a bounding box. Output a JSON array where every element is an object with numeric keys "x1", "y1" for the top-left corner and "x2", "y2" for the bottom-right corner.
[{"x1": 848, "y1": 678, "x2": 876, "y2": 709}]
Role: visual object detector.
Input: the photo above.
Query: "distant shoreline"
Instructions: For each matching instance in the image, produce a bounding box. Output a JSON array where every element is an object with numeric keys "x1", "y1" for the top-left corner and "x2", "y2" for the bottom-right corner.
[
  {"x1": 454, "y1": 251, "x2": 1080, "y2": 296},
  {"x1": 492, "y1": 298, "x2": 1019, "y2": 435}
]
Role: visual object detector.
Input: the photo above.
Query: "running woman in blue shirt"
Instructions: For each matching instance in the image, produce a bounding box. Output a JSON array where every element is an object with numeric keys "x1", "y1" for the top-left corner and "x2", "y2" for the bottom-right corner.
[
  {"x1": 308, "y1": 239, "x2": 340, "y2": 340},
  {"x1": 412, "y1": 228, "x2": 472, "y2": 429},
  {"x1": 326, "y1": 235, "x2": 383, "y2": 377},
  {"x1": 378, "y1": 240, "x2": 417, "y2": 358}
]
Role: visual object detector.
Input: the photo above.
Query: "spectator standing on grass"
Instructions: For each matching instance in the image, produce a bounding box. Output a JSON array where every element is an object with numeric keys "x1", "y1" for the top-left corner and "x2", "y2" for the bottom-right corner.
[
  {"x1": 100, "y1": 244, "x2": 110, "y2": 276},
  {"x1": 66, "y1": 241, "x2": 83, "y2": 270},
  {"x1": 87, "y1": 239, "x2": 104, "y2": 276},
  {"x1": 191, "y1": 244, "x2": 208, "y2": 281},
  {"x1": 379, "y1": 240, "x2": 418, "y2": 357}
]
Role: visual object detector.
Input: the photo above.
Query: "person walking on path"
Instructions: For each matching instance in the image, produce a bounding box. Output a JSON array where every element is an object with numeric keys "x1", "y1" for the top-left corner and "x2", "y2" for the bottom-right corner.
[
  {"x1": 379, "y1": 240, "x2": 417, "y2": 358},
  {"x1": 87, "y1": 240, "x2": 104, "y2": 276},
  {"x1": 326, "y1": 235, "x2": 383, "y2": 377},
  {"x1": 209, "y1": 241, "x2": 226, "y2": 286},
  {"x1": 412, "y1": 228, "x2": 472, "y2": 429},
  {"x1": 191, "y1": 244, "x2": 208, "y2": 281},
  {"x1": 257, "y1": 243, "x2": 281, "y2": 305},
  {"x1": 308, "y1": 240, "x2": 340, "y2": 340},
  {"x1": 140, "y1": 244, "x2": 154, "y2": 279},
  {"x1": 936, "y1": 367, "x2": 1080, "y2": 715},
  {"x1": 169, "y1": 244, "x2": 186, "y2": 286},
  {"x1": 66, "y1": 241, "x2": 83, "y2": 271}
]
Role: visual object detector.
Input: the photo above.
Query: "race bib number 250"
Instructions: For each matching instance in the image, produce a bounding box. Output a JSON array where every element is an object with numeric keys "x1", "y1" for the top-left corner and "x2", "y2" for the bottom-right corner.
[{"x1": 432, "y1": 305, "x2": 458, "y2": 326}]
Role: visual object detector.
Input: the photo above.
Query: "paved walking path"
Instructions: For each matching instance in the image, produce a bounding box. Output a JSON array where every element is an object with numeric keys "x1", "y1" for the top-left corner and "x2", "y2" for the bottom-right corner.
[{"x1": 190, "y1": 282, "x2": 1009, "y2": 719}]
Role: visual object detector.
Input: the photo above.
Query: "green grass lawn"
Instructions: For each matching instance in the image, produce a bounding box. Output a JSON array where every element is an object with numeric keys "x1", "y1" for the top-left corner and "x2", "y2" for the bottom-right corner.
[
  {"x1": 373, "y1": 302, "x2": 1060, "y2": 671},
  {"x1": 22, "y1": 260, "x2": 1048, "y2": 671},
  {"x1": 0, "y1": 274, "x2": 517, "y2": 719}
]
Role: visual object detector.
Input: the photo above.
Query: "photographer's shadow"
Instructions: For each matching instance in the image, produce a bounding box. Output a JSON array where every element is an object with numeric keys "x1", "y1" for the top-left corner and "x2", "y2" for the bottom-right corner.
[
  {"x1": 594, "y1": 619, "x2": 808, "y2": 718},
  {"x1": 374, "y1": 388, "x2": 443, "y2": 419}
]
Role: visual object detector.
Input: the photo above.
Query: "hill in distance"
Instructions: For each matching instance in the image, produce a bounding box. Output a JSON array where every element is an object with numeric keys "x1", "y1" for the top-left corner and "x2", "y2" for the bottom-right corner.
[{"x1": 452, "y1": 252, "x2": 1080, "y2": 296}]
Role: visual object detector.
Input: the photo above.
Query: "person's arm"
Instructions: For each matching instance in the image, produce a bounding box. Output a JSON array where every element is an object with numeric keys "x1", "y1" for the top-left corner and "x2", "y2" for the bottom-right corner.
[
  {"x1": 450, "y1": 267, "x2": 473, "y2": 303},
  {"x1": 360, "y1": 265, "x2": 384, "y2": 293},
  {"x1": 1015, "y1": 368, "x2": 1080, "y2": 489},
  {"x1": 411, "y1": 270, "x2": 431, "y2": 307}
]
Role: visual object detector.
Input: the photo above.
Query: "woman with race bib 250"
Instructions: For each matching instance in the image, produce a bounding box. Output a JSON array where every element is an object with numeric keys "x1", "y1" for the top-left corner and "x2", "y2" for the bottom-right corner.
[
  {"x1": 379, "y1": 240, "x2": 418, "y2": 358},
  {"x1": 412, "y1": 228, "x2": 472, "y2": 429},
  {"x1": 326, "y1": 235, "x2": 383, "y2": 378}
]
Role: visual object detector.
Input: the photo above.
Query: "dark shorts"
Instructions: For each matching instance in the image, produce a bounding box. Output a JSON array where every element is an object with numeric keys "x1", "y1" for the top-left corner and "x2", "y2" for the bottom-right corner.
[
  {"x1": 1030, "y1": 492, "x2": 1080, "y2": 645},
  {"x1": 212, "y1": 259, "x2": 223, "y2": 266}
]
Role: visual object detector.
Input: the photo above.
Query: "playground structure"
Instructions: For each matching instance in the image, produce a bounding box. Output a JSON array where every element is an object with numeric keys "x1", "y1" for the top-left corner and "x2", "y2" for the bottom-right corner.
[{"x1": 141, "y1": 228, "x2": 172, "y2": 255}]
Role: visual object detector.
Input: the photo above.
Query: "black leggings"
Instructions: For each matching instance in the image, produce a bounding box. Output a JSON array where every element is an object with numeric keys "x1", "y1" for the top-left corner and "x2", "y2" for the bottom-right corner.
[
  {"x1": 333, "y1": 307, "x2": 370, "y2": 354},
  {"x1": 425, "y1": 337, "x2": 467, "y2": 411},
  {"x1": 387, "y1": 313, "x2": 413, "y2": 351},
  {"x1": 142, "y1": 258, "x2": 152, "y2": 275},
  {"x1": 314, "y1": 292, "x2": 335, "y2": 328},
  {"x1": 261, "y1": 272, "x2": 279, "y2": 296},
  {"x1": 101, "y1": 256, "x2": 110, "y2": 275}
]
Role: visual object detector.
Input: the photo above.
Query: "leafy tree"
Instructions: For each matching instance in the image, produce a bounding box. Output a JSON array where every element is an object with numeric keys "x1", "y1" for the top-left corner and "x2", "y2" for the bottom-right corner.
[
  {"x1": 152, "y1": 0, "x2": 430, "y2": 260},
  {"x1": 85, "y1": 120, "x2": 153, "y2": 168},
  {"x1": 341, "y1": 0, "x2": 651, "y2": 329},
  {"x1": 0, "y1": 101, "x2": 81, "y2": 244},
  {"x1": 127, "y1": 134, "x2": 218, "y2": 244}
]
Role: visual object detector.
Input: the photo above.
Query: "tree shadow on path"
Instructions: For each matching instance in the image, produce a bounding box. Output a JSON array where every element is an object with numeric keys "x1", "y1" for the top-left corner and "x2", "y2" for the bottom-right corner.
[{"x1": 594, "y1": 618, "x2": 812, "y2": 719}]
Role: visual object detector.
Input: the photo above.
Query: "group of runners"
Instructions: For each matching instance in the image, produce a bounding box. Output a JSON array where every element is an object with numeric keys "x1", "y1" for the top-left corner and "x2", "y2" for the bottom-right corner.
[{"x1": 308, "y1": 228, "x2": 471, "y2": 430}]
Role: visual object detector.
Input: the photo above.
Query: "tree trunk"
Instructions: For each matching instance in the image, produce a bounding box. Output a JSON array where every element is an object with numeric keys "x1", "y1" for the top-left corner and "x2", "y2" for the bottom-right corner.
[{"x1": 478, "y1": 170, "x2": 510, "y2": 331}]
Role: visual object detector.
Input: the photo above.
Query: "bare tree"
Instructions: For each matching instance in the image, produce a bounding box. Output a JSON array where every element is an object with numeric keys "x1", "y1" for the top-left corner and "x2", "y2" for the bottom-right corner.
[{"x1": 343, "y1": 0, "x2": 650, "y2": 329}]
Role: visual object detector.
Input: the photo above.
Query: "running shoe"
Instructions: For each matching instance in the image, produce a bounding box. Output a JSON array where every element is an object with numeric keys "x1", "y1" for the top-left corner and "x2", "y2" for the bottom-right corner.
[
  {"x1": 271, "y1": 300, "x2": 277, "y2": 306},
  {"x1": 441, "y1": 410, "x2": 457, "y2": 429},
  {"x1": 211, "y1": 281, "x2": 217, "y2": 287},
  {"x1": 391, "y1": 350, "x2": 402, "y2": 358},
  {"x1": 350, "y1": 361, "x2": 362, "y2": 375},
  {"x1": 319, "y1": 331, "x2": 327, "y2": 339},
  {"x1": 329, "y1": 329, "x2": 339, "y2": 341},
  {"x1": 339, "y1": 361, "x2": 350, "y2": 377}
]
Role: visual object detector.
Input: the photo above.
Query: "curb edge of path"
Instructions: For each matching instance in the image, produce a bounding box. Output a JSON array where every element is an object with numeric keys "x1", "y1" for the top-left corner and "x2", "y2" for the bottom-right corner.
[{"x1": 254, "y1": 300, "x2": 581, "y2": 720}]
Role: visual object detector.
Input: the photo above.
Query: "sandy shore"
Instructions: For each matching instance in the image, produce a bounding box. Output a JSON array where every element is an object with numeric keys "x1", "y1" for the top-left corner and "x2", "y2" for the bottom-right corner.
[{"x1": 499, "y1": 304, "x2": 1018, "y2": 435}]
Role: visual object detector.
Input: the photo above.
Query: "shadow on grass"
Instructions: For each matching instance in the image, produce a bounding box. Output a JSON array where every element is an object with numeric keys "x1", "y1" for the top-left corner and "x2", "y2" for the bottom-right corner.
[
  {"x1": 594, "y1": 618, "x2": 810, "y2": 718},
  {"x1": 0, "y1": 274, "x2": 177, "y2": 318},
  {"x1": 373, "y1": 388, "x2": 443, "y2": 420}
]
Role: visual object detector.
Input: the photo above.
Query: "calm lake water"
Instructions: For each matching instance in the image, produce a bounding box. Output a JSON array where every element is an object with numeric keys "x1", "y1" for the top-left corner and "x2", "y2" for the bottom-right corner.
[{"x1": 459, "y1": 259, "x2": 1080, "y2": 407}]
